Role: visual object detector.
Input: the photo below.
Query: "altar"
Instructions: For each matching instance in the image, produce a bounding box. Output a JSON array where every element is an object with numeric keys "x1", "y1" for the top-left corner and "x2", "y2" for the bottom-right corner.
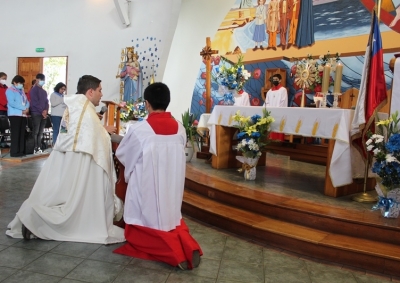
[{"x1": 206, "y1": 105, "x2": 369, "y2": 197}]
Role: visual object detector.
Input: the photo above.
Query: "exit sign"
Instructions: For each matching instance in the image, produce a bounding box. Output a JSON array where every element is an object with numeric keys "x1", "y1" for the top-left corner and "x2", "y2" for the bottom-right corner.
[{"x1": 35, "y1": 48, "x2": 45, "y2": 52}]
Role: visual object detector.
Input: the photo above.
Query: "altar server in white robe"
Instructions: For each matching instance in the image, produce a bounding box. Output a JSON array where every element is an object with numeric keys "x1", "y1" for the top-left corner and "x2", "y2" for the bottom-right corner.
[
  {"x1": 264, "y1": 74, "x2": 288, "y2": 107},
  {"x1": 114, "y1": 82, "x2": 202, "y2": 270},
  {"x1": 6, "y1": 75, "x2": 125, "y2": 244},
  {"x1": 234, "y1": 90, "x2": 251, "y2": 106},
  {"x1": 264, "y1": 74, "x2": 288, "y2": 141}
]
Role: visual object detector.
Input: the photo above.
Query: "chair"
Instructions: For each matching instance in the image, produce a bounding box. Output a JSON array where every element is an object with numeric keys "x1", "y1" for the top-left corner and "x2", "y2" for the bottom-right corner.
[
  {"x1": 41, "y1": 115, "x2": 53, "y2": 149},
  {"x1": 0, "y1": 115, "x2": 11, "y2": 146}
]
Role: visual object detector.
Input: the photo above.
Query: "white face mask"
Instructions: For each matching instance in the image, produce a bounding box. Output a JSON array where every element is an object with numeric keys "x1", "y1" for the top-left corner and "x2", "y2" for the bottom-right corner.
[{"x1": 0, "y1": 79, "x2": 6, "y2": 85}]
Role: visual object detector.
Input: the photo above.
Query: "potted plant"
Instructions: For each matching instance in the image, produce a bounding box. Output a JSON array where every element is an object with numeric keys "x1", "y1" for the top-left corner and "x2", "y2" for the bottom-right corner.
[
  {"x1": 366, "y1": 111, "x2": 400, "y2": 218},
  {"x1": 232, "y1": 109, "x2": 274, "y2": 180},
  {"x1": 181, "y1": 109, "x2": 198, "y2": 162}
]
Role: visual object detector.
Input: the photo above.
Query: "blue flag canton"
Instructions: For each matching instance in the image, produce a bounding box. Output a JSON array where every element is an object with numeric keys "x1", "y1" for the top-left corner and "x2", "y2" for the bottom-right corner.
[{"x1": 371, "y1": 14, "x2": 383, "y2": 57}]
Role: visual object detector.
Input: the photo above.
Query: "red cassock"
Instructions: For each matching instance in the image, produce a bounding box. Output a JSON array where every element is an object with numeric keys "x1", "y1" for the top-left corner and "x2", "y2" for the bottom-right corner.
[
  {"x1": 113, "y1": 112, "x2": 202, "y2": 269},
  {"x1": 269, "y1": 132, "x2": 285, "y2": 142}
]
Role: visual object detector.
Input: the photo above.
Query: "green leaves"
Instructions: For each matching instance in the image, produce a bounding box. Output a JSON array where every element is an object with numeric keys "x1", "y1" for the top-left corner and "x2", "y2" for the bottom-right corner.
[{"x1": 181, "y1": 109, "x2": 197, "y2": 148}]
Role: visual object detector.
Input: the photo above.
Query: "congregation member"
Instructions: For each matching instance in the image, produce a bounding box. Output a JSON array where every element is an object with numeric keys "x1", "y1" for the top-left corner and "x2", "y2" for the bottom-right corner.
[
  {"x1": 30, "y1": 73, "x2": 49, "y2": 154},
  {"x1": 6, "y1": 75, "x2": 29, "y2": 157},
  {"x1": 114, "y1": 82, "x2": 202, "y2": 270},
  {"x1": 26, "y1": 79, "x2": 36, "y2": 102},
  {"x1": 6, "y1": 75, "x2": 125, "y2": 244},
  {"x1": 264, "y1": 74, "x2": 288, "y2": 141},
  {"x1": 0, "y1": 72, "x2": 9, "y2": 148},
  {"x1": 50, "y1": 82, "x2": 67, "y2": 145}
]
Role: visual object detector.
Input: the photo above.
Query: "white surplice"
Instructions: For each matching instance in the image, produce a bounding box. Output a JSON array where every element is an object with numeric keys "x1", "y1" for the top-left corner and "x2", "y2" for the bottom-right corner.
[
  {"x1": 234, "y1": 91, "x2": 250, "y2": 106},
  {"x1": 116, "y1": 121, "x2": 186, "y2": 231},
  {"x1": 264, "y1": 86, "x2": 288, "y2": 107},
  {"x1": 6, "y1": 94, "x2": 125, "y2": 244}
]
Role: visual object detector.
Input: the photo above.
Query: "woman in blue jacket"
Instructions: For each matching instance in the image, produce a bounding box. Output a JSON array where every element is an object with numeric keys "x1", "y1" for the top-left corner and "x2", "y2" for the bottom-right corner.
[{"x1": 6, "y1": 75, "x2": 30, "y2": 157}]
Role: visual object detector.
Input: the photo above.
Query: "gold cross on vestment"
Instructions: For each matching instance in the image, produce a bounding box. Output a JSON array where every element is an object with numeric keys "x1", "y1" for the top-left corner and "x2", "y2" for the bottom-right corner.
[{"x1": 200, "y1": 37, "x2": 218, "y2": 113}]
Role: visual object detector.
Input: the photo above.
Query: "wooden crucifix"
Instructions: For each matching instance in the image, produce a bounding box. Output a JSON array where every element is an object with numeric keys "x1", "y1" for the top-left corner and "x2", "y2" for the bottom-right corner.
[{"x1": 200, "y1": 37, "x2": 218, "y2": 113}]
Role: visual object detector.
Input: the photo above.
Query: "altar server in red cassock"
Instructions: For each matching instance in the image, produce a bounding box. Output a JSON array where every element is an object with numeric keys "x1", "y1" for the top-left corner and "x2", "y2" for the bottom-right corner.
[
  {"x1": 114, "y1": 82, "x2": 202, "y2": 270},
  {"x1": 263, "y1": 74, "x2": 288, "y2": 141}
]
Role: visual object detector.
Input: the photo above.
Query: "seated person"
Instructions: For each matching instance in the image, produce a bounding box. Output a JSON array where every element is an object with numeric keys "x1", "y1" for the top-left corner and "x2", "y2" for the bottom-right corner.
[
  {"x1": 263, "y1": 74, "x2": 288, "y2": 141},
  {"x1": 113, "y1": 82, "x2": 202, "y2": 270},
  {"x1": 6, "y1": 75, "x2": 125, "y2": 244}
]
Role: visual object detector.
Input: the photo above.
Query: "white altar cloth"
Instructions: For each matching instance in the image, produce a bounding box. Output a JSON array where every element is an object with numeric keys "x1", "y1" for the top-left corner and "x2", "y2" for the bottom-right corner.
[
  {"x1": 197, "y1": 113, "x2": 211, "y2": 137},
  {"x1": 207, "y1": 106, "x2": 354, "y2": 188}
]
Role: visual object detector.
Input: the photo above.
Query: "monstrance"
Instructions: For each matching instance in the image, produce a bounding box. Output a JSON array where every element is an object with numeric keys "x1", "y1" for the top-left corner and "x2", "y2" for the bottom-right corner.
[{"x1": 294, "y1": 61, "x2": 316, "y2": 107}]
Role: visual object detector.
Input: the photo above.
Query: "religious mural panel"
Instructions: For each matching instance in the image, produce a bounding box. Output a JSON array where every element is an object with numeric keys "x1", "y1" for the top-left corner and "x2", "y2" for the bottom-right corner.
[{"x1": 190, "y1": 0, "x2": 400, "y2": 118}]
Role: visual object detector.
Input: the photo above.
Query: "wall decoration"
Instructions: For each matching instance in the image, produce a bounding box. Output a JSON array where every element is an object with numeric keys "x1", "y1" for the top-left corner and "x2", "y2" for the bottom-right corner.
[{"x1": 190, "y1": 0, "x2": 398, "y2": 117}]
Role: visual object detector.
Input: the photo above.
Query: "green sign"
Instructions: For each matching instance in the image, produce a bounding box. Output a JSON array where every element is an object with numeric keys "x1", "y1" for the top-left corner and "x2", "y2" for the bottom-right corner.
[{"x1": 35, "y1": 48, "x2": 45, "y2": 52}]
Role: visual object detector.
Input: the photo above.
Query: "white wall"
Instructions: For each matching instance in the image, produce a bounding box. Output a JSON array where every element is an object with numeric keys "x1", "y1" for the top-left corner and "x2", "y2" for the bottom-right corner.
[
  {"x1": 0, "y1": 0, "x2": 233, "y2": 116},
  {"x1": 0, "y1": 0, "x2": 181, "y2": 102},
  {"x1": 163, "y1": 0, "x2": 235, "y2": 118}
]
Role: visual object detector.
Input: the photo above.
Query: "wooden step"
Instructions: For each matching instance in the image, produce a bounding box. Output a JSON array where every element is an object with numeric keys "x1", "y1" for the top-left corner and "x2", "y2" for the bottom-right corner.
[
  {"x1": 183, "y1": 190, "x2": 400, "y2": 276},
  {"x1": 185, "y1": 165, "x2": 400, "y2": 246}
]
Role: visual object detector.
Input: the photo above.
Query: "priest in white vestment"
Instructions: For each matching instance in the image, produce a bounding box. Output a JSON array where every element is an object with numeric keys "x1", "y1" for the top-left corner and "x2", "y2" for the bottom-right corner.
[
  {"x1": 113, "y1": 82, "x2": 202, "y2": 270},
  {"x1": 263, "y1": 74, "x2": 288, "y2": 141},
  {"x1": 6, "y1": 75, "x2": 125, "y2": 244}
]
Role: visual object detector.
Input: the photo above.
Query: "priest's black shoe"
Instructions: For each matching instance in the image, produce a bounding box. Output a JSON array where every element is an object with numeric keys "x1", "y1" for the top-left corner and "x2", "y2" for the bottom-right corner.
[{"x1": 22, "y1": 224, "x2": 32, "y2": 240}]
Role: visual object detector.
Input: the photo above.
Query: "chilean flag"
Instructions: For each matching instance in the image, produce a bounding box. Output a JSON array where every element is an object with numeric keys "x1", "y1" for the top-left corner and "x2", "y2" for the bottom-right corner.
[{"x1": 351, "y1": 12, "x2": 387, "y2": 159}]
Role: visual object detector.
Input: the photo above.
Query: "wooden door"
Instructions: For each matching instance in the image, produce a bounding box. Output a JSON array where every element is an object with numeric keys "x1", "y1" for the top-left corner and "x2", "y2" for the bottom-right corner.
[{"x1": 17, "y1": 57, "x2": 43, "y2": 94}]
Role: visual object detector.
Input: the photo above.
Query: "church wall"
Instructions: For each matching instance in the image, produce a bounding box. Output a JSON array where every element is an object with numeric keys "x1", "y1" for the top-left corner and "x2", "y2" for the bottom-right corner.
[
  {"x1": 163, "y1": 0, "x2": 236, "y2": 118},
  {"x1": 0, "y1": 0, "x2": 182, "y2": 103},
  {"x1": 190, "y1": 0, "x2": 400, "y2": 116}
]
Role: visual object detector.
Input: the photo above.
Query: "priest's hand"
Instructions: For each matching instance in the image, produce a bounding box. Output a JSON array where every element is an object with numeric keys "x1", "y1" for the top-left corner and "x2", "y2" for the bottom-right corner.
[{"x1": 104, "y1": 125, "x2": 117, "y2": 135}]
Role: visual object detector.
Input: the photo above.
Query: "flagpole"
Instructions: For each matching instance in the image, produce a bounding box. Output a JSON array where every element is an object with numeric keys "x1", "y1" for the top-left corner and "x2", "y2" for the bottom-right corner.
[
  {"x1": 352, "y1": 155, "x2": 377, "y2": 202},
  {"x1": 351, "y1": 11, "x2": 379, "y2": 203},
  {"x1": 376, "y1": 0, "x2": 382, "y2": 22}
]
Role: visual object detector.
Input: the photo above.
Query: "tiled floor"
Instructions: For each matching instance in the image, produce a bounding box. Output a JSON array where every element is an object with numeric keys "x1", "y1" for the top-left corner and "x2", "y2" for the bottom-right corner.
[{"x1": 0, "y1": 156, "x2": 396, "y2": 282}]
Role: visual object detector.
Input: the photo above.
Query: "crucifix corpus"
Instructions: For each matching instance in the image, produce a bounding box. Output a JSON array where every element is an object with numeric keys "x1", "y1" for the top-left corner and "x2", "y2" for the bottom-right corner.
[{"x1": 200, "y1": 37, "x2": 218, "y2": 113}]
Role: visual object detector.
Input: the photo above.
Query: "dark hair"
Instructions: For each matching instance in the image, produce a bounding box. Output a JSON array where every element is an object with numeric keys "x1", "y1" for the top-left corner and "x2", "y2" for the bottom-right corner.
[
  {"x1": 272, "y1": 74, "x2": 282, "y2": 80},
  {"x1": 0, "y1": 72, "x2": 6, "y2": 78},
  {"x1": 11, "y1": 75, "x2": 25, "y2": 84},
  {"x1": 36, "y1": 73, "x2": 45, "y2": 80},
  {"x1": 31, "y1": 79, "x2": 36, "y2": 86},
  {"x1": 77, "y1": 75, "x2": 101, "y2": 94},
  {"x1": 143, "y1": 82, "x2": 170, "y2": 111},
  {"x1": 54, "y1": 82, "x2": 66, "y2": 93}
]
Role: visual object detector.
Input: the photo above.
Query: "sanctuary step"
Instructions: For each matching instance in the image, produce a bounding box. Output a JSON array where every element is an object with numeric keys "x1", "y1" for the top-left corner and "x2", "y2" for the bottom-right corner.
[{"x1": 182, "y1": 163, "x2": 400, "y2": 277}]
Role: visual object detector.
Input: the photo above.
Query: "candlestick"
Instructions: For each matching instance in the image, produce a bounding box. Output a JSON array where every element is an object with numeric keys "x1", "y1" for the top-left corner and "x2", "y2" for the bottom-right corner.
[
  {"x1": 333, "y1": 62, "x2": 343, "y2": 94},
  {"x1": 321, "y1": 63, "x2": 331, "y2": 93}
]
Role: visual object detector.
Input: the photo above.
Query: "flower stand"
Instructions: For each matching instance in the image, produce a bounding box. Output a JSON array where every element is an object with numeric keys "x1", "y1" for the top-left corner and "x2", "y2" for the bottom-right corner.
[
  {"x1": 373, "y1": 182, "x2": 400, "y2": 218},
  {"x1": 236, "y1": 156, "x2": 259, "y2": 180}
]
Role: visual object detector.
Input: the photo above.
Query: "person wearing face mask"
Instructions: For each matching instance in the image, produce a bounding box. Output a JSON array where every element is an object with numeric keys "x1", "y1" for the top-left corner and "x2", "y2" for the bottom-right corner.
[
  {"x1": 0, "y1": 72, "x2": 9, "y2": 148},
  {"x1": 263, "y1": 74, "x2": 288, "y2": 141},
  {"x1": 30, "y1": 73, "x2": 49, "y2": 155},
  {"x1": 50, "y1": 82, "x2": 67, "y2": 145},
  {"x1": 264, "y1": 74, "x2": 288, "y2": 107},
  {"x1": 5, "y1": 75, "x2": 30, "y2": 157}
]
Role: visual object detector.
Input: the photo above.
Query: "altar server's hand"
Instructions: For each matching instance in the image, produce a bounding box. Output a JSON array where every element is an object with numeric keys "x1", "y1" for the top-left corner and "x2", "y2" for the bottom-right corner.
[{"x1": 104, "y1": 125, "x2": 117, "y2": 134}]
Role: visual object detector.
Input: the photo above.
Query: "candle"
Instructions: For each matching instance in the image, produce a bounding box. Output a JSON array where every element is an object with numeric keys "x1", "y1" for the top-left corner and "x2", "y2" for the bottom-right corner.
[
  {"x1": 333, "y1": 62, "x2": 343, "y2": 94},
  {"x1": 321, "y1": 63, "x2": 331, "y2": 93}
]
